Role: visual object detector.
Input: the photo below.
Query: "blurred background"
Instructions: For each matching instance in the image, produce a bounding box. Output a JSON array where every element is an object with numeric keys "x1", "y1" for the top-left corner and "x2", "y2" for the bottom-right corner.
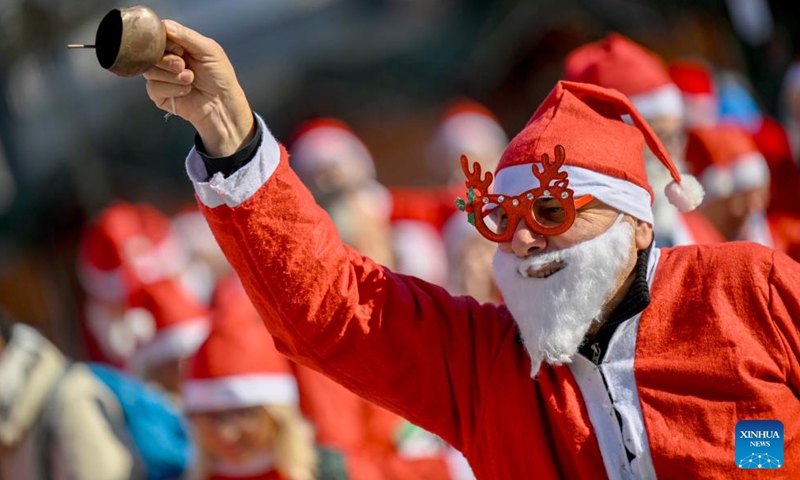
[{"x1": 0, "y1": 0, "x2": 798, "y2": 356}]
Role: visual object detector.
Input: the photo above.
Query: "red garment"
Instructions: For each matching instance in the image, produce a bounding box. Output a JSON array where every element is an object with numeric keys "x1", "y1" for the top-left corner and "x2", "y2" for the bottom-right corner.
[
  {"x1": 196, "y1": 144, "x2": 800, "y2": 479},
  {"x1": 389, "y1": 186, "x2": 461, "y2": 232}
]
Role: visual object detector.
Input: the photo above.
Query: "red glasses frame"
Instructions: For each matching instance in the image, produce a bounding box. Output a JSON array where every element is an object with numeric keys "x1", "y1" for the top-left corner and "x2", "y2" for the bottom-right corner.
[{"x1": 457, "y1": 144, "x2": 588, "y2": 243}]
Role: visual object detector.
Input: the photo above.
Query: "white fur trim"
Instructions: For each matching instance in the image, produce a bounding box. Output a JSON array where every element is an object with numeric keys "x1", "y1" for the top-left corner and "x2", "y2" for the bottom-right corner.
[
  {"x1": 183, "y1": 374, "x2": 299, "y2": 412},
  {"x1": 129, "y1": 317, "x2": 210, "y2": 372},
  {"x1": 628, "y1": 84, "x2": 685, "y2": 120},
  {"x1": 697, "y1": 166, "x2": 734, "y2": 201},
  {"x1": 77, "y1": 261, "x2": 127, "y2": 302},
  {"x1": 494, "y1": 164, "x2": 654, "y2": 223},
  {"x1": 730, "y1": 152, "x2": 770, "y2": 192},
  {"x1": 568, "y1": 247, "x2": 660, "y2": 480},
  {"x1": 187, "y1": 114, "x2": 281, "y2": 209},
  {"x1": 290, "y1": 126, "x2": 375, "y2": 184},
  {"x1": 664, "y1": 174, "x2": 704, "y2": 212}
]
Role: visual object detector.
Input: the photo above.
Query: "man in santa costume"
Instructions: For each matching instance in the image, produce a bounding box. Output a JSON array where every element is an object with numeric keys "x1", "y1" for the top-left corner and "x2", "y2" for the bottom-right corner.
[{"x1": 143, "y1": 20, "x2": 800, "y2": 479}]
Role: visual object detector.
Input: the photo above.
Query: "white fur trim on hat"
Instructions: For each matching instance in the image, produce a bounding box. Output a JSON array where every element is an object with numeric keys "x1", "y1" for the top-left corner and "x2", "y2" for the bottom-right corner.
[
  {"x1": 290, "y1": 126, "x2": 376, "y2": 184},
  {"x1": 183, "y1": 374, "x2": 299, "y2": 412},
  {"x1": 494, "y1": 164, "x2": 654, "y2": 224},
  {"x1": 628, "y1": 84, "x2": 685, "y2": 120},
  {"x1": 697, "y1": 166, "x2": 734, "y2": 201},
  {"x1": 129, "y1": 317, "x2": 210, "y2": 373},
  {"x1": 664, "y1": 174, "x2": 704, "y2": 212},
  {"x1": 731, "y1": 152, "x2": 770, "y2": 192}
]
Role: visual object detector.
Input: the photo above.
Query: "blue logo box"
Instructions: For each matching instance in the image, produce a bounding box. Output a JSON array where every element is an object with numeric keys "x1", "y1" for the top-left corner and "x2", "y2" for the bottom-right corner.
[{"x1": 736, "y1": 420, "x2": 784, "y2": 469}]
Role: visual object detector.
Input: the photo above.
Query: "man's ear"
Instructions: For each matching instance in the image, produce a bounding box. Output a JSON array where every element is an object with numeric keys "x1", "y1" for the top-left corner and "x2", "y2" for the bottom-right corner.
[{"x1": 634, "y1": 219, "x2": 653, "y2": 250}]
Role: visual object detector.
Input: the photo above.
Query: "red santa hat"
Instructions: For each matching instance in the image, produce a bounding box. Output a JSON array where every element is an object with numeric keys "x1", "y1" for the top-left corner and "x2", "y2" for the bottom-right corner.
[
  {"x1": 684, "y1": 125, "x2": 771, "y2": 201},
  {"x1": 564, "y1": 33, "x2": 684, "y2": 121},
  {"x1": 126, "y1": 279, "x2": 211, "y2": 373},
  {"x1": 289, "y1": 118, "x2": 376, "y2": 194},
  {"x1": 182, "y1": 305, "x2": 298, "y2": 413},
  {"x1": 491, "y1": 81, "x2": 703, "y2": 225},
  {"x1": 669, "y1": 60, "x2": 719, "y2": 128},
  {"x1": 78, "y1": 201, "x2": 187, "y2": 303},
  {"x1": 429, "y1": 99, "x2": 509, "y2": 178}
]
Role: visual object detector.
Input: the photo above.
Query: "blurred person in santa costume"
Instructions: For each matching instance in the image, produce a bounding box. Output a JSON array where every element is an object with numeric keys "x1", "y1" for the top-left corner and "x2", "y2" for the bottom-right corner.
[
  {"x1": 427, "y1": 99, "x2": 509, "y2": 188},
  {"x1": 126, "y1": 278, "x2": 211, "y2": 399},
  {"x1": 183, "y1": 290, "x2": 348, "y2": 480},
  {"x1": 668, "y1": 59, "x2": 719, "y2": 129},
  {"x1": 143, "y1": 21, "x2": 800, "y2": 479},
  {"x1": 289, "y1": 118, "x2": 395, "y2": 268},
  {"x1": 172, "y1": 206, "x2": 233, "y2": 306},
  {"x1": 77, "y1": 201, "x2": 190, "y2": 367},
  {"x1": 684, "y1": 124, "x2": 800, "y2": 260},
  {"x1": 565, "y1": 33, "x2": 724, "y2": 247},
  {"x1": 213, "y1": 274, "x2": 473, "y2": 480}
]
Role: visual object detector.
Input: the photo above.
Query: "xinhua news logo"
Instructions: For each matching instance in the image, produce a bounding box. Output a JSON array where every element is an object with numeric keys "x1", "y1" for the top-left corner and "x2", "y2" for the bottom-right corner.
[{"x1": 735, "y1": 420, "x2": 784, "y2": 469}]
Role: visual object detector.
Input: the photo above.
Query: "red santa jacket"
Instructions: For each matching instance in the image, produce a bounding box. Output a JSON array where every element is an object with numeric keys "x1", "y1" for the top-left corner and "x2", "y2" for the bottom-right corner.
[{"x1": 188, "y1": 118, "x2": 800, "y2": 479}]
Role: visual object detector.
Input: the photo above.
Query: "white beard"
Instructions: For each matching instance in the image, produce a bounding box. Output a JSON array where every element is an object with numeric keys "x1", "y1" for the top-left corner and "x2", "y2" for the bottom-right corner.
[{"x1": 492, "y1": 219, "x2": 634, "y2": 377}]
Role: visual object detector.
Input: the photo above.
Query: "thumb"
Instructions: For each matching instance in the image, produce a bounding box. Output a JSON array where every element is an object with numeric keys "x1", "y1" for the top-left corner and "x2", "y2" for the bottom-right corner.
[{"x1": 163, "y1": 20, "x2": 217, "y2": 58}]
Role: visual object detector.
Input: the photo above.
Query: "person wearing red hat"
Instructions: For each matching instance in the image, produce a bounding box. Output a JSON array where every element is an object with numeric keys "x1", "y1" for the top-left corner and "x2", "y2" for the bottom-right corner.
[
  {"x1": 565, "y1": 33, "x2": 724, "y2": 247},
  {"x1": 126, "y1": 279, "x2": 211, "y2": 398},
  {"x1": 184, "y1": 298, "x2": 345, "y2": 480},
  {"x1": 289, "y1": 118, "x2": 395, "y2": 269},
  {"x1": 684, "y1": 124, "x2": 800, "y2": 261},
  {"x1": 668, "y1": 59, "x2": 720, "y2": 129},
  {"x1": 143, "y1": 21, "x2": 800, "y2": 479},
  {"x1": 77, "y1": 201, "x2": 189, "y2": 367}
]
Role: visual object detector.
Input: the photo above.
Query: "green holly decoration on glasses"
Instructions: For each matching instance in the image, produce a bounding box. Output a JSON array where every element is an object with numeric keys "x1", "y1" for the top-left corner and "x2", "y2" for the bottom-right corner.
[{"x1": 455, "y1": 187, "x2": 476, "y2": 226}]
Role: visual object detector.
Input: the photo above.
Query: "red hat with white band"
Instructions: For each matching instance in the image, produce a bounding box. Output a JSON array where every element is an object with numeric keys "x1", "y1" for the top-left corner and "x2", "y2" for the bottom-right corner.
[
  {"x1": 182, "y1": 304, "x2": 298, "y2": 413},
  {"x1": 669, "y1": 60, "x2": 719, "y2": 128},
  {"x1": 457, "y1": 81, "x2": 704, "y2": 241},
  {"x1": 78, "y1": 201, "x2": 186, "y2": 303},
  {"x1": 126, "y1": 279, "x2": 211, "y2": 374},
  {"x1": 684, "y1": 125, "x2": 771, "y2": 201},
  {"x1": 564, "y1": 33, "x2": 684, "y2": 121}
]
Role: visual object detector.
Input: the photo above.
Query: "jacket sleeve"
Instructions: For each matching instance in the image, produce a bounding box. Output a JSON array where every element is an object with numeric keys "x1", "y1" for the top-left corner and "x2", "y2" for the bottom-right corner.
[
  {"x1": 187, "y1": 115, "x2": 517, "y2": 452},
  {"x1": 50, "y1": 365, "x2": 140, "y2": 480},
  {"x1": 768, "y1": 250, "x2": 800, "y2": 393}
]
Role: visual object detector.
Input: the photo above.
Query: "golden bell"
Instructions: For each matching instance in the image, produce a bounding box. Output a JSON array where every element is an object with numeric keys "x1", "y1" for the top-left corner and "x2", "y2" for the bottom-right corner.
[{"x1": 94, "y1": 6, "x2": 166, "y2": 77}]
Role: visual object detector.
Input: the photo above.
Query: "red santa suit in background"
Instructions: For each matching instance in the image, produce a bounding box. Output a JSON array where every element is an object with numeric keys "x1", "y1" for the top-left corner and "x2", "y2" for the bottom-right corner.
[
  {"x1": 77, "y1": 201, "x2": 188, "y2": 367},
  {"x1": 565, "y1": 34, "x2": 724, "y2": 247},
  {"x1": 186, "y1": 81, "x2": 800, "y2": 479}
]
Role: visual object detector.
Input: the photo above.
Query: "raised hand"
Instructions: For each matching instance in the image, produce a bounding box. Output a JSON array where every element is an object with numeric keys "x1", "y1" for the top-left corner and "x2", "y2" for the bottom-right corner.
[{"x1": 143, "y1": 20, "x2": 255, "y2": 157}]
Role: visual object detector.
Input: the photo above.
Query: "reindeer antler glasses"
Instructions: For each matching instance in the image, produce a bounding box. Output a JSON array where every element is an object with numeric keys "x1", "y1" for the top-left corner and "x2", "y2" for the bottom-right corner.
[{"x1": 456, "y1": 144, "x2": 593, "y2": 243}]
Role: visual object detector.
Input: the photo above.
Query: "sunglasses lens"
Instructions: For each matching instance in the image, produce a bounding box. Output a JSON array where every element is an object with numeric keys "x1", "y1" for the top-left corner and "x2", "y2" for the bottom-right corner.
[
  {"x1": 532, "y1": 197, "x2": 568, "y2": 228},
  {"x1": 483, "y1": 205, "x2": 513, "y2": 236}
]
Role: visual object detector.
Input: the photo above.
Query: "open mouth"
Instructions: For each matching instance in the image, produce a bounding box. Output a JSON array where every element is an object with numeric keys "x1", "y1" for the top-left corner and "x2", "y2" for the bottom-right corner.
[{"x1": 523, "y1": 261, "x2": 565, "y2": 279}]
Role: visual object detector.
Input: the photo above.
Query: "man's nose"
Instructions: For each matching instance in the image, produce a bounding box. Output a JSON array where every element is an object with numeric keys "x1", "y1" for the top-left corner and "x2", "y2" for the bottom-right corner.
[{"x1": 510, "y1": 221, "x2": 546, "y2": 257}]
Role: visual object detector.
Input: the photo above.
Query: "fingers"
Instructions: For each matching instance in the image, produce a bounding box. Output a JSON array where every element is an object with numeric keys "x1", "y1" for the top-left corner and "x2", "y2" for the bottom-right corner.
[
  {"x1": 165, "y1": 39, "x2": 184, "y2": 58},
  {"x1": 144, "y1": 66, "x2": 194, "y2": 85},
  {"x1": 146, "y1": 79, "x2": 192, "y2": 107},
  {"x1": 162, "y1": 20, "x2": 220, "y2": 58}
]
